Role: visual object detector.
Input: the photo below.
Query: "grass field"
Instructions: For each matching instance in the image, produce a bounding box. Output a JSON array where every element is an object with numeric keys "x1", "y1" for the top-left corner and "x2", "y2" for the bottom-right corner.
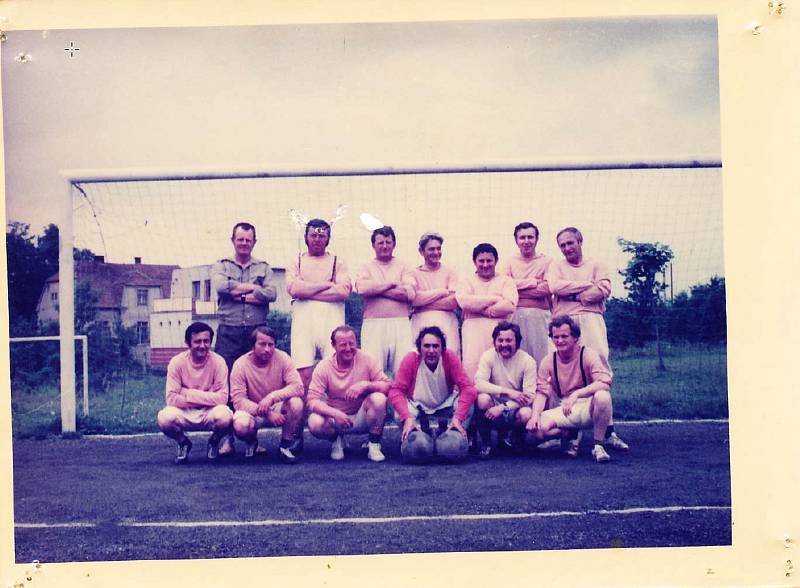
[
  {"x1": 12, "y1": 421, "x2": 731, "y2": 561},
  {"x1": 9, "y1": 342, "x2": 727, "y2": 438}
]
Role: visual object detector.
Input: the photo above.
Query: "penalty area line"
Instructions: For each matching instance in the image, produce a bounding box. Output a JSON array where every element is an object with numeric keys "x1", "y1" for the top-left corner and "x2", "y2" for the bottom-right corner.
[{"x1": 15, "y1": 506, "x2": 731, "y2": 530}]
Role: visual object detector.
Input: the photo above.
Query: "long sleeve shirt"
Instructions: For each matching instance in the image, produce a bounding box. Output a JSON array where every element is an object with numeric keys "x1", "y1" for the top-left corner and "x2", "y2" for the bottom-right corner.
[
  {"x1": 388, "y1": 349, "x2": 477, "y2": 422},
  {"x1": 307, "y1": 350, "x2": 390, "y2": 415},
  {"x1": 411, "y1": 264, "x2": 459, "y2": 314},
  {"x1": 475, "y1": 348, "x2": 537, "y2": 397},
  {"x1": 285, "y1": 252, "x2": 351, "y2": 303},
  {"x1": 355, "y1": 258, "x2": 416, "y2": 319},
  {"x1": 165, "y1": 350, "x2": 229, "y2": 409},
  {"x1": 546, "y1": 257, "x2": 611, "y2": 316},
  {"x1": 211, "y1": 256, "x2": 277, "y2": 326},
  {"x1": 455, "y1": 273, "x2": 518, "y2": 321},
  {"x1": 501, "y1": 254, "x2": 553, "y2": 311},
  {"x1": 229, "y1": 350, "x2": 304, "y2": 415}
]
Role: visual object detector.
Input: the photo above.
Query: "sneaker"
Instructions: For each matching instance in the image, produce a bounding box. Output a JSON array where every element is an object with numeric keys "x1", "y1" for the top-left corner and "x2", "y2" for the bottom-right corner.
[
  {"x1": 289, "y1": 434, "x2": 305, "y2": 456},
  {"x1": 330, "y1": 436, "x2": 345, "y2": 461},
  {"x1": 218, "y1": 434, "x2": 235, "y2": 457},
  {"x1": 279, "y1": 445, "x2": 298, "y2": 464},
  {"x1": 477, "y1": 445, "x2": 494, "y2": 460},
  {"x1": 537, "y1": 438, "x2": 561, "y2": 451},
  {"x1": 366, "y1": 442, "x2": 385, "y2": 462},
  {"x1": 592, "y1": 444, "x2": 611, "y2": 463},
  {"x1": 243, "y1": 440, "x2": 258, "y2": 459},
  {"x1": 563, "y1": 438, "x2": 580, "y2": 458},
  {"x1": 174, "y1": 438, "x2": 192, "y2": 464},
  {"x1": 606, "y1": 432, "x2": 629, "y2": 451},
  {"x1": 207, "y1": 434, "x2": 220, "y2": 460}
]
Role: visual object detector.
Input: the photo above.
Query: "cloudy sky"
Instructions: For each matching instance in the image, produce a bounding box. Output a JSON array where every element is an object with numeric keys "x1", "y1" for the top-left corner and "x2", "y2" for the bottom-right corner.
[{"x1": 2, "y1": 16, "x2": 722, "y2": 292}]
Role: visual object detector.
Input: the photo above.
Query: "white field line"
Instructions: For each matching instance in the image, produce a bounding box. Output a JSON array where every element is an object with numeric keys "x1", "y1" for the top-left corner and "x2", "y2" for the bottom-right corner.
[
  {"x1": 84, "y1": 419, "x2": 728, "y2": 440},
  {"x1": 15, "y1": 522, "x2": 96, "y2": 529},
  {"x1": 16, "y1": 505, "x2": 731, "y2": 530}
]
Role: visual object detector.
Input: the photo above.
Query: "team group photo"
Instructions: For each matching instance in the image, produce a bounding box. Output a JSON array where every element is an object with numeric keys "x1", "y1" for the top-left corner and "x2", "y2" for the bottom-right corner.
[{"x1": 4, "y1": 13, "x2": 731, "y2": 563}]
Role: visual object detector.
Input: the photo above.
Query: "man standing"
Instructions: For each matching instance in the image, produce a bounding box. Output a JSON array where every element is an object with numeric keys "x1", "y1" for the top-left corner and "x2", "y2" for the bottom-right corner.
[
  {"x1": 211, "y1": 221, "x2": 277, "y2": 455},
  {"x1": 230, "y1": 326, "x2": 305, "y2": 463},
  {"x1": 306, "y1": 325, "x2": 391, "y2": 462},
  {"x1": 410, "y1": 232, "x2": 461, "y2": 356},
  {"x1": 157, "y1": 322, "x2": 233, "y2": 464},
  {"x1": 502, "y1": 222, "x2": 553, "y2": 366},
  {"x1": 546, "y1": 227, "x2": 627, "y2": 450},
  {"x1": 526, "y1": 315, "x2": 620, "y2": 463},
  {"x1": 456, "y1": 243, "x2": 518, "y2": 379},
  {"x1": 388, "y1": 326, "x2": 476, "y2": 463},
  {"x1": 474, "y1": 321, "x2": 537, "y2": 458},
  {"x1": 355, "y1": 226, "x2": 415, "y2": 376},
  {"x1": 286, "y1": 218, "x2": 352, "y2": 391}
]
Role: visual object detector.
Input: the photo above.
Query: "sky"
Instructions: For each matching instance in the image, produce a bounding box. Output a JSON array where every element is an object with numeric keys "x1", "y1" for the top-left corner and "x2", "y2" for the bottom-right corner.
[{"x1": 2, "y1": 16, "x2": 722, "y2": 294}]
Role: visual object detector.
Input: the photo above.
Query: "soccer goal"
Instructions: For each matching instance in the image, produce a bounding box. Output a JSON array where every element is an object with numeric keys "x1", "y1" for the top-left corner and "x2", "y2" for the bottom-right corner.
[{"x1": 56, "y1": 156, "x2": 723, "y2": 433}]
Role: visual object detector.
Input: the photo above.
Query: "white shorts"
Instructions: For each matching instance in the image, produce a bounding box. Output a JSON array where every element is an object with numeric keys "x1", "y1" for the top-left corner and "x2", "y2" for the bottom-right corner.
[
  {"x1": 291, "y1": 299, "x2": 345, "y2": 369},
  {"x1": 330, "y1": 402, "x2": 371, "y2": 435},
  {"x1": 542, "y1": 397, "x2": 593, "y2": 429},
  {"x1": 360, "y1": 317, "x2": 413, "y2": 376},
  {"x1": 158, "y1": 405, "x2": 232, "y2": 432},
  {"x1": 410, "y1": 310, "x2": 461, "y2": 356},
  {"x1": 512, "y1": 307, "x2": 552, "y2": 366},
  {"x1": 570, "y1": 312, "x2": 611, "y2": 372},
  {"x1": 232, "y1": 401, "x2": 288, "y2": 431}
]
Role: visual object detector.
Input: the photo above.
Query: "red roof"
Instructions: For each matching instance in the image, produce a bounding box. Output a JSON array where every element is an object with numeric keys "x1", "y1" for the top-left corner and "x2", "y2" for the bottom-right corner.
[{"x1": 45, "y1": 261, "x2": 178, "y2": 309}]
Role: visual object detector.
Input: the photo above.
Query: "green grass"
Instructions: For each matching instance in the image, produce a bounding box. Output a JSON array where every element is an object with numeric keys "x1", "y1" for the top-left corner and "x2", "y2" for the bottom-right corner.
[{"x1": 10, "y1": 342, "x2": 727, "y2": 438}]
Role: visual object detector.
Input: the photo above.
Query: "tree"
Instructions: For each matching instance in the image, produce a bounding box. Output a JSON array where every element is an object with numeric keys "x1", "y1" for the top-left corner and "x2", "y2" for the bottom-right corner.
[{"x1": 618, "y1": 238, "x2": 674, "y2": 370}]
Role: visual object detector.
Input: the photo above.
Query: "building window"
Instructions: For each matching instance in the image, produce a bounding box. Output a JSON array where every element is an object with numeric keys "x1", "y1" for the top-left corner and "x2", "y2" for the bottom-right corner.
[
  {"x1": 204, "y1": 279, "x2": 212, "y2": 301},
  {"x1": 137, "y1": 289, "x2": 149, "y2": 306},
  {"x1": 192, "y1": 281, "x2": 201, "y2": 300},
  {"x1": 136, "y1": 321, "x2": 149, "y2": 344}
]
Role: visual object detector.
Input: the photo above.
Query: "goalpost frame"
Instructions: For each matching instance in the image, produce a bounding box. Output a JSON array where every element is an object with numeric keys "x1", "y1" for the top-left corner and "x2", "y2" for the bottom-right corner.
[{"x1": 58, "y1": 155, "x2": 721, "y2": 434}]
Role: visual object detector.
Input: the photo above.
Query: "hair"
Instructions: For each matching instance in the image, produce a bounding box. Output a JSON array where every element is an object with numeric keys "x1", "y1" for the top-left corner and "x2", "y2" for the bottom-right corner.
[
  {"x1": 549, "y1": 315, "x2": 581, "y2": 338},
  {"x1": 231, "y1": 222, "x2": 256, "y2": 241},
  {"x1": 249, "y1": 325, "x2": 277, "y2": 347},
  {"x1": 304, "y1": 218, "x2": 331, "y2": 238},
  {"x1": 492, "y1": 321, "x2": 522, "y2": 347},
  {"x1": 556, "y1": 226, "x2": 583, "y2": 243},
  {"x1": 418, "y1": 232, "x2": 444, "y2": 250},
  {"x1": 513, "y1": 221, "x2": 540, "y2": 240},
  {"x1": 415, "y1": 325, "x2": 447, "y2": 354},
  {"x1": 472, "y1": 242, "x2": 499, "y2": 262},
  {"x1": 184, "y1": 321, "x2": 214, "y2": 345},
  {"x1": 371, "y1": 225, "x2": 396, "y2": 245},
  {"x1": 330, "y1": 324, "x2": 357, "y2": 345}
]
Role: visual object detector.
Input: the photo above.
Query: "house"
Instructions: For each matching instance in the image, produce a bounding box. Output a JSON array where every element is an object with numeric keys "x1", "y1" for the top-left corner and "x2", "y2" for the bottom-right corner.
[
  {"x1": 148, "y1": 264, "x2": 289, "y2": 368},
  {"x1": 36, "y1": 257, "x2": 178, "y2": 364}
]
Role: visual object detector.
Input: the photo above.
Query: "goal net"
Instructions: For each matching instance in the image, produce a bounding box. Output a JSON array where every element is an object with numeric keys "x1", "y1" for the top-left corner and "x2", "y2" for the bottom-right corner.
[{"x1": 53, "y1": 158, "x2": 723, "y2": 432}]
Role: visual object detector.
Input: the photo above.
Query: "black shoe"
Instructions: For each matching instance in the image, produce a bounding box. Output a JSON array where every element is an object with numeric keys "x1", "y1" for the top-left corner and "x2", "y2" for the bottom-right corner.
[
  {"x1": 207, "y1": 434, "x2": 221, "y2": 460},
  {"x1": 477, "y1": 445, "x2": 494, "y2": 460},
  {"x1": 175, "y1": 438, "x2": 192, "y2": 464},
  {"x1": 243, "y1": 441, "x2": 258, "y2": 459},
  {"x1": 468, "y1": 434, "x2": 481, "y2": 455}
]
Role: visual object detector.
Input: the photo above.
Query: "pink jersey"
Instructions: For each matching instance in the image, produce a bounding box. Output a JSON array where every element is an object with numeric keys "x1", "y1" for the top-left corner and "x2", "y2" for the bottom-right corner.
[
  {"x1": 455, "y1": 273, "x2": 519, "y2": 321},
  {"x1": 307, "y1": 350, "x2": 390, "y2": 415},
  {"x1": 165, "y1": 350, "x2": 228, "y2": 409},
  {"x1": 547, "y1": 257, "x2": 611, "y2": 316},
  {"x1": 536, "y1": 345, "x2": 612, "y2": 399},
  {"x1": 411, "y1": 264, "x2": 459, "y2": 314},
  {"x1": 501, "y1": 254, "x2": 553, "y2": 311},
  {"x1": 355, "y1": 258, "x2": 416, "y2": 319},
  {"x1": 230, "y1": 349, "x2": 304, "y2": 415},
  {"x1": 286, "y1": 252, "x2": 351, "y2": 303}
]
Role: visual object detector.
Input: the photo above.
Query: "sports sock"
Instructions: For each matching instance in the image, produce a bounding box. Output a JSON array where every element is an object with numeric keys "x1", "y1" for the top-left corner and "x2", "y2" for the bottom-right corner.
[
  {"x1": 604, "y1": 425, "x2": 615, "y2": 439},
  {"x1": 368, "y1": 433, "x2": 381, "y2": 444},
  {"x1": 279, "y1": 438, "x2": 292, "y2": 449}
]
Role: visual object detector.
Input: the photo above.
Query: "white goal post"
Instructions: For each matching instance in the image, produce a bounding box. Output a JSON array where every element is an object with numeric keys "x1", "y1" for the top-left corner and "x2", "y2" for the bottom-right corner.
[{"x1": 58, "y1": 156, "x2": 721, "y2": 433}]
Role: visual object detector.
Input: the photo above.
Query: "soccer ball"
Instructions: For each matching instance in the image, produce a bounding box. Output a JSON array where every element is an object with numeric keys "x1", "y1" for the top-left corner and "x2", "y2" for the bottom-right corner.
[
  {"x1": 401, "y1": 430, "x2": 435, "y2": 464},
  {"x1": 435, "y1": 429, "x2": 469, "y2": 463}
]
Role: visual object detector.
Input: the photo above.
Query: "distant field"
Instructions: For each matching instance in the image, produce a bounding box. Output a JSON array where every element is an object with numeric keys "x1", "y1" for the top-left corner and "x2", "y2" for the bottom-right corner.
[{"x1": 9, "y1": 342, "x2": 727, "y2": 438}]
